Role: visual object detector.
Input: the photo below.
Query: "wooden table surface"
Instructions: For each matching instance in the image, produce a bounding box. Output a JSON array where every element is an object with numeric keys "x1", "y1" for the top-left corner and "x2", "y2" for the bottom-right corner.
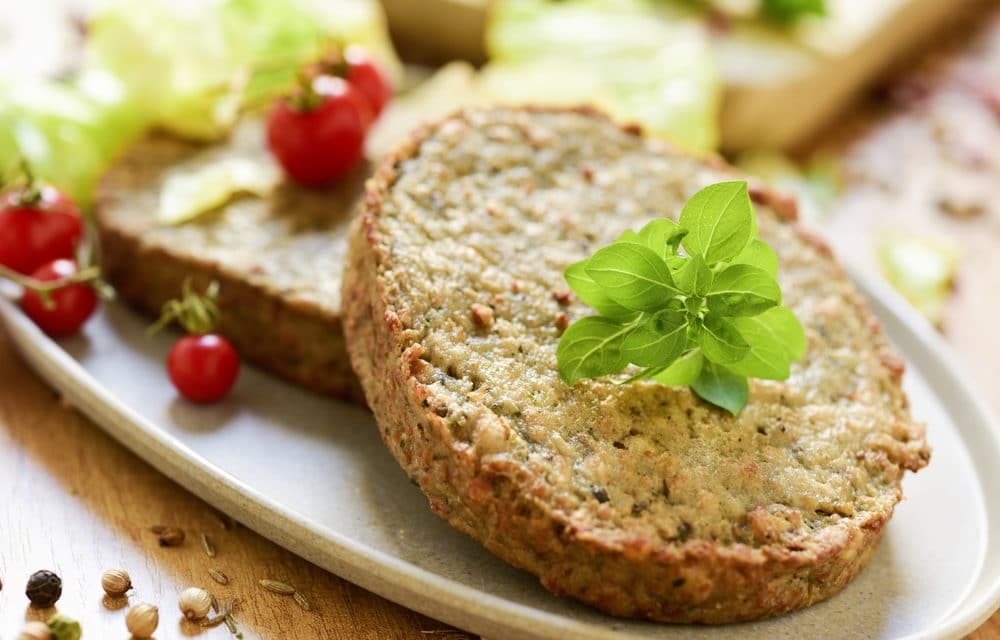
[{"x1": 0, "y1": 329, "x2": 479, "y2": 640}]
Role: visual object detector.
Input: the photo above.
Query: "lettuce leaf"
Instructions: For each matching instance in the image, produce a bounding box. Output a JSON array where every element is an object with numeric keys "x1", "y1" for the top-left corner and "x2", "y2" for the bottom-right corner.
[
  {"x1": 486, "y1": 0, "x2": 722, "y2": 152},
  {"x1": 87, "y1": 0, "x2": 400, "y2": 141}
]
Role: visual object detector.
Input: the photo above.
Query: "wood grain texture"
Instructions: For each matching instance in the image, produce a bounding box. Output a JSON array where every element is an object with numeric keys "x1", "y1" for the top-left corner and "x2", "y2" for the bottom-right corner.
[{"x1": 0, "y1": 331, "x2": 476, "y2": 640}]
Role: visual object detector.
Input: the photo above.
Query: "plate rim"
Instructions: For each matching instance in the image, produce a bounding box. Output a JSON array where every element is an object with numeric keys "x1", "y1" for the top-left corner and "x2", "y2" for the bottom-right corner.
[{"x1": 1, "y1": 269, "x2": 999, "y2": 640}]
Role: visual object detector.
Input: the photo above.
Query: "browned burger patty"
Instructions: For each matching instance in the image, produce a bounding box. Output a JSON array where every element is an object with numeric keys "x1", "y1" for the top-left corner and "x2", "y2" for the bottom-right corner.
[
  {"x1": 96, "y1": 119, "x2": 365, "y2": 400},
  {"x1": 342, "y1": 106, "x2": 930, "y2": 623}
]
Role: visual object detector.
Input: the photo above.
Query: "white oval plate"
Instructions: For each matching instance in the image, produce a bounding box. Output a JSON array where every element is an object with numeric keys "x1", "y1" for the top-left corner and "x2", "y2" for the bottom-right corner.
[{"x1": 2, "y1": 274, "x2": 999, "y2": 640}]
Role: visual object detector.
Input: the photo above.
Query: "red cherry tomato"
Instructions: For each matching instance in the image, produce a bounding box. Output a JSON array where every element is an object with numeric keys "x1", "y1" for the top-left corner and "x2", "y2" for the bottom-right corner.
[
  {"x1": 167, "y1": 334, "x2": 240, "y2": 403},
  {"x1": 344, "y1": 45, "x2": 393, "y2": 116},
  {"x1": 313, "y1": 74, "x2": 375, "y2": 131},
  {"x1": 267, "y1": 77, "x2": 369, "y2": 186},
  {"x1": 0, "y1": 186, "x2": 83, "y2": 275},
  {"x1": 21, "y1": 259, "x2": 98, "y2": 337}
]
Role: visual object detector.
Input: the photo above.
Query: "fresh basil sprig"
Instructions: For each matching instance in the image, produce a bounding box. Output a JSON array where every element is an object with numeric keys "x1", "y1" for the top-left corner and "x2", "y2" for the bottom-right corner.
[{"x1": 556, "y1": 181, "x2": 805, "y2": 415}]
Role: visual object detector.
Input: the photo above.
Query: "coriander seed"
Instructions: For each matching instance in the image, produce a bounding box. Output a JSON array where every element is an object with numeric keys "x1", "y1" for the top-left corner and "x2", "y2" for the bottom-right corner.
[
  {"x1": 17, "y1": 620, "x2": 52, "y2": 640},
  {"x1": 126, "y1": 602, "x2": 159, "y2": 638},
  {"x1": 179, "y1": 586, "x2": 212, "y2": 621},
  {"x1": 47, "y1": 613, "x2": 81, "y2": 640},
  {"x1": 101, "y1": 568, "x2": 132, "y2": 597},
  {"x1": 25, "y1": 570, "x2": 62, "y2": 607}
]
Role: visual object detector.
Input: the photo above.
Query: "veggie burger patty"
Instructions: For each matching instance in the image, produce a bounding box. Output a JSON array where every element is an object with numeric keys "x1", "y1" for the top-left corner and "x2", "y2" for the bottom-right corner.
[
  {"x1": 96, "y1": 118, "x2": 365, "y2": 400},
  {"x1": 342, "y1": 106, "x2": 930, "y2": 622}
]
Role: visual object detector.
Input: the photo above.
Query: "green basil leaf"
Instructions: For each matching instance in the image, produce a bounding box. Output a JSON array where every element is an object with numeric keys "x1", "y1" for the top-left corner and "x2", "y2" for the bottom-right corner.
[
  {"x1": 622, "y1": 309, "x2": 687, "y2": 367},
  {"x1": 727, "y1": 307, "x2": 806, "y2": 378},
  {"x1": 638, "y1": 218, "x2": 687, "y2": 260},
  {"x1": 706, "y1": 264, "x2": 781, "y2": 316},
  {"x1": 733, "y1": 239, "x2": 779, "y2": 277},
  {"x1": 564, "y1": 260, "x2": 640, "y2": 322},
  {"x1": 728, "y1": 319, "x2": 790, "y2": 379},
  {"x1": 651, "y1": 349, "x2": 704, "y2": 386},
  {"x1": 679, "y1": 181, "x2": 754, "y2": 264},
  {"x1": 677, "y1": 255, "x2": 713, "y2": 296},
  {"x1": 691, "y1": 362, "x2": 749, "y2": 415},
  {"x1": 557, "y1": 316, "x2": 634, "y2": 385},
  {"x1": 699, "y1": 314, "x2": 749, "y2": 364},
  {"x1": 617, "y1": 229, "x2": 640, "y2": 243},
  {"x1": 585, "y1": 242, "x2": 679, "y2": 312}
]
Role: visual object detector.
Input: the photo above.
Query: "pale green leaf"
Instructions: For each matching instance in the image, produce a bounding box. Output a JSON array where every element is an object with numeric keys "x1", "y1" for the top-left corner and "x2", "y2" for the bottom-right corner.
[
  {"x1": 638, "y1": 218, "x2": 687, "y2": 260},
  {"x1": 651, "y1": 349, "x2": 704, "y2": 386},
  {"x1": 557, "y1": 317, "x2": 634, "y2": 385},
  {"x1": 699, "y1": 315, "x2": 749, "y2": 365},
  {"x1": 728, "y1": 307, "x2": 806, "y2": 378},
  {"x1": 733, "y1": 239, "x2": 779, "y2": 278},
  {"x1": 706, "y1": 264, "x2": 781, "y2": 316},
  {"x1": 691, "y1": 362, "x2": 749, "y2": 415},
  {"x1": 564, "y1": 260, "x2": 639, "y2": 323},
  {"x1": 622, "y1": 309, "x2": 687, "y2": 367},
  {"x1": 677, "y1": 255, "x2": 713, "y2": 296},
  {"x1": 585, "y1": 243, "x2": 679, "y2": 312},
  {"x1": 679, "y1": 181, "x2": 754, "y2": 264}
]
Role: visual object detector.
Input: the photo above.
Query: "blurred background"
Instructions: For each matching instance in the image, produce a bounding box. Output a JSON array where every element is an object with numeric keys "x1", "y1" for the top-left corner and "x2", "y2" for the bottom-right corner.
[
  {"x1": 0, "y1": 0, "x2": 1000, "y2": 336},
  {"x1": 2, "y1": 0, "x2": 998, "y2": 397},
  {"x1": 3, "y1": 2, "x2": 1000, "y2": 638}
]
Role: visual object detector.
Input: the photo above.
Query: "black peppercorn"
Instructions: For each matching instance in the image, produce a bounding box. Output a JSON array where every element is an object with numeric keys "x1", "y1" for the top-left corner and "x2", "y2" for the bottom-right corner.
[{"x1": 25, "y1": 570, "x2": 62, "y2": 607}]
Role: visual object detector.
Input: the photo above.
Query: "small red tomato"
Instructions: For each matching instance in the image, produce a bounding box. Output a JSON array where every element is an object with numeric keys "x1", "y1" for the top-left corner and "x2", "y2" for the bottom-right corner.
[
  {"x1": 0, "y1": 186, "x2": 83, "y2": 275},
  {"x1": 344, "y1": 45, "x2": 393, "y2": 116},
  {"x1": 313, "y1": 74, "x2": 375, "y2": 131},
  {"x1": 21, "y1": 259, "x2": 98, "y2": 337},
  {"x1": 267, "y1": 77, "x2": 369, "y2": 186},
  {"x1": 167, "y1": 334, "x2": 240, "y2": 403}
]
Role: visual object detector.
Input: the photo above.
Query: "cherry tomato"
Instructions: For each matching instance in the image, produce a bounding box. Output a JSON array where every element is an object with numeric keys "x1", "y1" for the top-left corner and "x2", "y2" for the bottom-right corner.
[
  {"x1": 314, "y1": 74, "x2": 375, "y2": 131},
  {"x1": 0, "y1": 186, "x2": 83, "y2": 275},
  {"x1": 267, "y1": 77, "x2": 369, "y2": 186},
  {"x1": 167, "y1": 334, "x2": 240, "y2": 403},
  {"x1": 344, "y1": 45, "x2": 393, "y2": 116},
  {"x1": 21, "y1": 259, "x2": 98, "y2": 337}
]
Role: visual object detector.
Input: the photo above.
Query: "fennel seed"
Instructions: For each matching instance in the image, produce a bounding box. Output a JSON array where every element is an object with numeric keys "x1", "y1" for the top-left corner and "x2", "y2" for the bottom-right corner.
[
  {"x1": 201, "y1": 533, "x2": 216, "y2": 558},
  {"x1": 208, "y1": 568, "x2": 230, "y2": 585},
  {"x1": 259, "y1": 579, "x2": 295, "y2": 595}
]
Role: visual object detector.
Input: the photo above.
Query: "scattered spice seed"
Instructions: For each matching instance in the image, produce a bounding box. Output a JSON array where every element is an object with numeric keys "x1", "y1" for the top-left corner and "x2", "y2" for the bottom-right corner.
[
  {"x1": 293, "y1": 591, "x2": 311, "y2": 611},
  {"x1": 210, "y1": 593, "x2": 220, "y2": 614},
  {"x1": 201, "y1": 533, "x2": 216, "y2": 558},
  {"x1": 259, "y1": 579, "x2": 295, "y2": 595},
  {"x1": 101, "y1": 569, "x2": 132, "y2": 597},
  {"x1": 200, "y1": 612, "x2": 228, "y2": 629},
  {"x1": 208, "y1": 568, "x2": 230, "y2": 585},
  {"x1": 224, "y1": 598, "x2": 241, "y2": 637},
  {"x1": 125, "y1": 603, "x2": 159, "y2": 639},
  {"x1": 201, "y1": 597, "x2": 238, "y2": 628},
  {"x1": 180, "y1": 587, "x2": 213, "y2": 621},
  {"x1": 157, "y1": 526, "x2": 185, "y2": 547},
  {"x1": 150, "y1": 525, "x2": 167, "y2": 534},
  {"x1": 25, "y1": 570, "x2": 62, "y2": 607}
]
